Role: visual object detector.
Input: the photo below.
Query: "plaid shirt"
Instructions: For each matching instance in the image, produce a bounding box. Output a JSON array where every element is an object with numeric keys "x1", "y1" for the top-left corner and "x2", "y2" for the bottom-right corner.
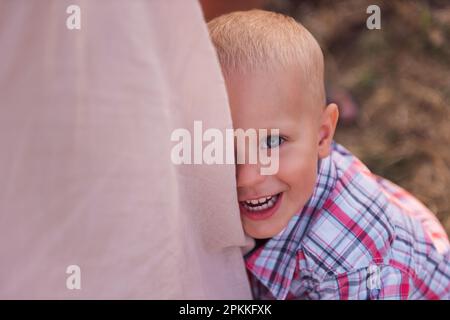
[{"x1": 245, "y1": 142, "x2": 450, "y2": 300}]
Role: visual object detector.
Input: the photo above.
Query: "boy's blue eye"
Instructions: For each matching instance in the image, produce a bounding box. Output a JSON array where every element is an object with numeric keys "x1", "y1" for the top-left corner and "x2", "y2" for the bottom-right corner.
[{"x1": 262, "y1": 135, "x2": 285, "y2": 149}]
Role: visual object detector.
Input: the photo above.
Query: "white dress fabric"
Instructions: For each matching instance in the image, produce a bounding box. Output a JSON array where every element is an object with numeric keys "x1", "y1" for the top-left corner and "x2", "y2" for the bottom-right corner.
[{"x1": 0, "y1": 0, "x2": 251, "y2": 299}]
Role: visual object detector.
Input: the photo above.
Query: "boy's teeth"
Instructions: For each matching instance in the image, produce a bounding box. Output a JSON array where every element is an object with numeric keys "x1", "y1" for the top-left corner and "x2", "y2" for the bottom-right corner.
[
  {"x1": 242, "y1": 194, "x2": 279, "y2": 212},
  {"x1": 245, "y1": 195, "x2": 273, "y2": 205}
]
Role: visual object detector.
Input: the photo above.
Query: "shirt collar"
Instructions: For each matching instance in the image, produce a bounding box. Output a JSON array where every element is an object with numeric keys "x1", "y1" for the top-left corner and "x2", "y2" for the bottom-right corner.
[{"x1": 245, "y1": 152, "x2": 338, "y2": 300}]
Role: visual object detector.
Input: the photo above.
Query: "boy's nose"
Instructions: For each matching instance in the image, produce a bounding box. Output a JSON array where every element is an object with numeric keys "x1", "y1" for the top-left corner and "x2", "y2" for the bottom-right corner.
[{"x1": 236, "y1": 163, "x2": 266, "y2": 188}]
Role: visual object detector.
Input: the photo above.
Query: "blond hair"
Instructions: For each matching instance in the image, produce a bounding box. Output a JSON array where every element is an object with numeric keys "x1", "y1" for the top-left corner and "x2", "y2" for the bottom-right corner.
[{"x1": 208, "y1": 9, "x2": 325, "y2": 107}]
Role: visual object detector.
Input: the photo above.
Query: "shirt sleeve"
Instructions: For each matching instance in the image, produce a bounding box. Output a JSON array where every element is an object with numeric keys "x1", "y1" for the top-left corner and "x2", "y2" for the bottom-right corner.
[{"x1": 306, "y1": 265, "x2": 415, "y2": 300}]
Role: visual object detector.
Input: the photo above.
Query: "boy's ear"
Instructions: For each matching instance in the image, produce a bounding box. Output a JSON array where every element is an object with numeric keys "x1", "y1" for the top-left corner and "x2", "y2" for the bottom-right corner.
[{"x1": 318, "y1": 103, "x2": 339, "y2": 159}]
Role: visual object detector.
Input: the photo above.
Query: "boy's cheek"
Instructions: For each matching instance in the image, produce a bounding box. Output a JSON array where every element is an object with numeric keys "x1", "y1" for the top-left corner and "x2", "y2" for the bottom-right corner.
[
  {"x1": 279, "y1": 156, "x2": 317, "y2": 200},
  {"x1": 278, "y1": 153, "x2": 315, "y2": 182}
]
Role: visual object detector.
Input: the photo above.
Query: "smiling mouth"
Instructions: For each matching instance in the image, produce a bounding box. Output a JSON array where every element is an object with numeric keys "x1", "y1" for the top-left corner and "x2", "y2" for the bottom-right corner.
[
  {"x1": 240, "y1": 192, "x2": 282, "y2": 211},
  {"x1": 239, "y1": 192, "x2": 283, "y2": 221}
]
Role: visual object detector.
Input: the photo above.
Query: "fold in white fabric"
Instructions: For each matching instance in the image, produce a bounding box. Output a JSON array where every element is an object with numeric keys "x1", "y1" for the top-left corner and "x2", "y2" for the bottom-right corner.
[{"x1": 0, "y1": 0, "x2": 251, "y2": 299}]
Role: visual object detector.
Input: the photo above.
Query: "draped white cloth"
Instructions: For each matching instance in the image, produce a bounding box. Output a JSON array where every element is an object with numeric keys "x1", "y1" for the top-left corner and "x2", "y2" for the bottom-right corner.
[{"x1": 0, "y1": 0, "x2": 252, "y2": 299}]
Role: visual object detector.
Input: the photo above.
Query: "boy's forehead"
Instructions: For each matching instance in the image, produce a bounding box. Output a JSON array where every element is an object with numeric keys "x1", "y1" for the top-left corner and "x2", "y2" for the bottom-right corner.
[{"x1": 225, "y1": 68, "x2": 319, "y2": 123}]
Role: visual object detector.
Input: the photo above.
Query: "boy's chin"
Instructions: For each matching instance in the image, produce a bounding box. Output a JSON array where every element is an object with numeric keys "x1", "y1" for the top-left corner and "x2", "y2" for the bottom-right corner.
[
  {"x1": 243, "y1": 223, "x2": 286, "y2": 240},
  {"x1": 243, "y1": 207, "x2": 306, "y2": 240}
]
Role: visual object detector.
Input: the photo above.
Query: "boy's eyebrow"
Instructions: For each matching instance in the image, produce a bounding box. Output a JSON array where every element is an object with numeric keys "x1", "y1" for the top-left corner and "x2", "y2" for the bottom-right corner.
[{"x1": 266, "y1": 118, "x2": 306, "y2": 131}]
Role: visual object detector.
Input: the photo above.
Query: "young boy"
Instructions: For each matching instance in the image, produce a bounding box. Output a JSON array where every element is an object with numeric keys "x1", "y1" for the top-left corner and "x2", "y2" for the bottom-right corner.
[{"x1": 208, "y1": 10, "x2": 450, "y2": 299}]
